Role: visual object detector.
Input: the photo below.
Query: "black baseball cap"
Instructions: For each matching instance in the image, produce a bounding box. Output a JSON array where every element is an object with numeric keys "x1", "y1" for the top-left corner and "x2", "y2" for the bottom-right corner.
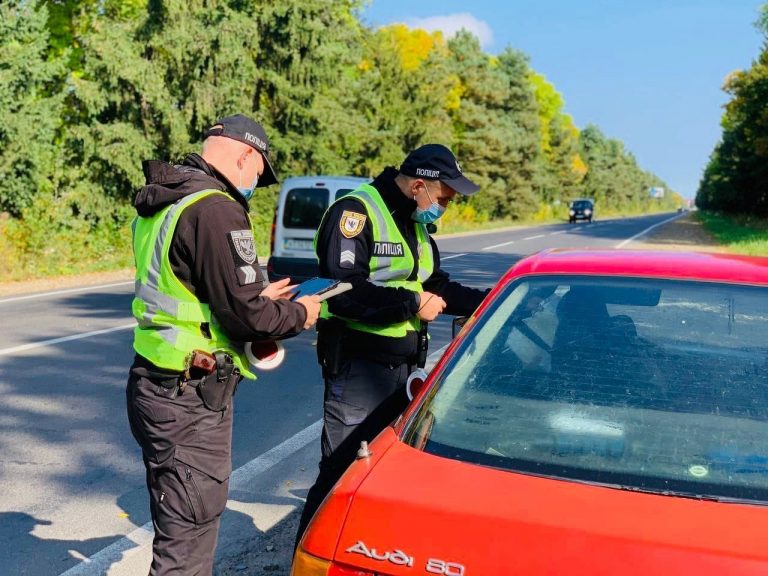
[
  {"x1": 203, "y1": 114, "x2": 278, "y2": 187},
  {"x1": 399, "y1": 143, "x2": 479, "y2": 196}
]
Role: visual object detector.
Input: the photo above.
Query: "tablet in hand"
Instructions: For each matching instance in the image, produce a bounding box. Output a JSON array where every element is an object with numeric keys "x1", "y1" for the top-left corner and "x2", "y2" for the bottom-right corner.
[{"x1": 289, "y1": 277, "x2": 352, "y2": 301}]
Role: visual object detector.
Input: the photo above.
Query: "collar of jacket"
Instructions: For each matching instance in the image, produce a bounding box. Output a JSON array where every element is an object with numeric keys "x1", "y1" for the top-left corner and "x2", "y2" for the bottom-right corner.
[
  {"x1": 182, "y1": 153, "x2": 249, "y2": 212},
  {"x1": 372, "y1": 166, "x2": 417, "y2": 219}
]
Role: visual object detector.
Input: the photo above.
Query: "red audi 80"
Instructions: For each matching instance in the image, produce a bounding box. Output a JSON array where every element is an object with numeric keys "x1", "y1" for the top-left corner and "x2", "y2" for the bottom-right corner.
[{"x1": 292, "y1": 249, "x2": 768, "y2": 576}]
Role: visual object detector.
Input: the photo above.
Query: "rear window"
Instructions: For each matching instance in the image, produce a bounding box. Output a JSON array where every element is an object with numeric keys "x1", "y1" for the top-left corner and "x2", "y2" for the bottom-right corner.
[
  {"x1": 405, "y1": 276, "x2": 768, "y2": 504},
  {"x1": 282, "y1": 188, "x2": 329, "y2": 229}
]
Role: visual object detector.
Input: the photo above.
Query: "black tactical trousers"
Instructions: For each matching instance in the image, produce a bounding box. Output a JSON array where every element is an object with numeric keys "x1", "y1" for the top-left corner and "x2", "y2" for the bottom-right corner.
[
  {"x1": 295, "y1": 356, "x2": 410, "y2": 547},
  {"x1": 126, "y1": 370, "x2": 233, "y2": 576}
]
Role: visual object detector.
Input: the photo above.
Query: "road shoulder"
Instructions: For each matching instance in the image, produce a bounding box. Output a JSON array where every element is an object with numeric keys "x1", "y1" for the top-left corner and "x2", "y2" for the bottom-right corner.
[
  {"x1": 0, "y1": 269, "x2": 135, "y2": 297},
  {"x1": 624, "y1": 212, "x2": 725, "y2": 252}
]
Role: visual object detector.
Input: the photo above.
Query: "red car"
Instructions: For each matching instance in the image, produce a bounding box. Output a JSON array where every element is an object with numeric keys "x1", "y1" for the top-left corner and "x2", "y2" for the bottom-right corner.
[{"x1": 292, "y1": 249, "x2": 768, "y2": 576}]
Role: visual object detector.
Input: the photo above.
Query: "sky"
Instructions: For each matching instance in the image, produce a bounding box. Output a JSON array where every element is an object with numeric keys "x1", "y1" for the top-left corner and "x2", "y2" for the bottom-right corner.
[{"x1": 361, "y1": 1, "x2": 766, "y2": 200}]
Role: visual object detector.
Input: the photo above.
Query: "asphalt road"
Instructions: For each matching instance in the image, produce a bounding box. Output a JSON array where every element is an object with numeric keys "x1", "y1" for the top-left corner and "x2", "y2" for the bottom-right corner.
[{"x1": 0, "y1": 213, "x2": 678, "y2": 575}]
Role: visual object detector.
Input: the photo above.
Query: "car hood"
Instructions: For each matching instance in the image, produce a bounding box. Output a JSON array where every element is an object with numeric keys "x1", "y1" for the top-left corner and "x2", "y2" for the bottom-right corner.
[{"x1": 332, "y1": 439, "x2": 768, "y2": 575}]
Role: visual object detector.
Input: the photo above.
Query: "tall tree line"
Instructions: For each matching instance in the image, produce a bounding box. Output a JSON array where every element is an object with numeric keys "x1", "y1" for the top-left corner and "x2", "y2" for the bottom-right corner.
[
  {"x1": 0, "y1": 1, "x2": 674, "y2": 276},
  {"x1": 697, "y1": 4, "x2": 768, "y2": 215}
]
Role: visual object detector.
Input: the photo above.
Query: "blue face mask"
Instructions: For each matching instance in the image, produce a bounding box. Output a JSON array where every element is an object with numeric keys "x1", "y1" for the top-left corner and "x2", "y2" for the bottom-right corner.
[
  {"x1": 412, "y1": 203, "x2": 446, "y2": 224},
  {"x1": 411, "y1": 185, "x2": 446, "y2": 223},
  {"x1": 238, "y1": 168, "x2": 259, "y2": 201}
]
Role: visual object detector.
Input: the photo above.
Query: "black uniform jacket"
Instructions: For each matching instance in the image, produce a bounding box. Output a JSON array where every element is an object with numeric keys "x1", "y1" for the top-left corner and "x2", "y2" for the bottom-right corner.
[
  {"x1": 315, "y1": 167, "x2": 490, "y2": 363},
  {"x1": 131, "y1": 153, "x2": 306, "y2": 374}
]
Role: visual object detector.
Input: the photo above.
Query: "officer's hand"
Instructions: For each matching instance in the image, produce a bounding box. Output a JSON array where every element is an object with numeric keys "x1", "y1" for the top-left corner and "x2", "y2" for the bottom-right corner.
[
  {"x1": 416, "y1": 291, "x2": 446, "y2": 322},
  {"x1": 261, "y1": 278, "x2": 297, "y2": 300},
  {"x1": 296, "y1": 295, "x2": 321, "y2": 329}
]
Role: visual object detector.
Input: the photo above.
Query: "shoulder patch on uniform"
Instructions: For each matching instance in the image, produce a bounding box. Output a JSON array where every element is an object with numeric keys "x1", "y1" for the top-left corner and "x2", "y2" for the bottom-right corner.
[
  {"x1": 339, "y1": 210, "x2": 366, "y2": 239},
  {"x1": 238, "y1": 265, "x2": 258, "y2": 285},
  {"x1": 228, "y1": 230, "x2": 256, "y2": 265},
  {"x1": 339, "y1": 238, "x2": 356, "y2": 269}
]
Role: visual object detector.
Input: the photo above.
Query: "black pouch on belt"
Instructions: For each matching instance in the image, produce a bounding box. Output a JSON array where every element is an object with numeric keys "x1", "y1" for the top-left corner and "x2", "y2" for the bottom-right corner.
[
  {"x1": 316, "y1": 317, "x2": 346, "y2": 378},
  {"x1": 197, "y1": 351, "x2": 241, "y2": 412}
]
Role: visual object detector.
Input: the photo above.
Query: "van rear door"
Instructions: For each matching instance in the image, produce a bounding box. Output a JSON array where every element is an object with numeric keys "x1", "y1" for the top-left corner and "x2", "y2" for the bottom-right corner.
[
  {"x1": 268, "y1": 178, "x2": 366, "y2": 282},
  {"x1": 280, "y1": 186, "x2": 328, "y2": 254}
]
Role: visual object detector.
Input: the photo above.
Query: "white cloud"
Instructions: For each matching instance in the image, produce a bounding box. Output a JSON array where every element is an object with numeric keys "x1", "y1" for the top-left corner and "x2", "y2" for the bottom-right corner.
[{"x1": 405, "y1": 13, "x2": 494, "y2": 49}]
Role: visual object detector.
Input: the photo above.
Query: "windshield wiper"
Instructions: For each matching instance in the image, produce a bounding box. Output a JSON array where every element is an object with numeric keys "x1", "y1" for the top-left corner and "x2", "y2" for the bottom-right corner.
[{"x1": 609, "y1": 484, "x2": 768, "y2": 506}]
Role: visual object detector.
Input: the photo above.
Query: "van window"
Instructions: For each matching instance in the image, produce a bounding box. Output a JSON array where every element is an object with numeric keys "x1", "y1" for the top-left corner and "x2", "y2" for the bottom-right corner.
[
  {"x1": 335, "y1": 188, "x2": 355, "y2": 200},
  {"x1": 283, "y1": 188, "x2": 329, "y2": 229}
]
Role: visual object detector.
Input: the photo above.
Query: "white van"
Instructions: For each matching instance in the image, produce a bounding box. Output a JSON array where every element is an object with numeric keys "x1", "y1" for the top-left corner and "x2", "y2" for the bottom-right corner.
[{"x1": 267, "y1": 175, "x2": 369, "y2": 282}]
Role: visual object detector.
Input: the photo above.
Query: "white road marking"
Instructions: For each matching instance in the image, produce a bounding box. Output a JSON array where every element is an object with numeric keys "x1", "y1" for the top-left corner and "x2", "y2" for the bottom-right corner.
[
  {"x1": 482, "y1": 239, "x2": 515, "y2": 251},
  {"x1": 0, "y1": 323, "x2": 136, "y2": 357},
  {"x1": 0, "y1": 265, "x2": 267, "y2": 304},
  {"x1": 615, "y1": 214, "x2": 682, "y2": 248},
  {"x1": 0, "y1": 281, "x2": 134, "y2": 304},
  {"x1": 523, "y1": 234, "x2": 545, "y2": 241},
  {"x1": 549, "y1": 230, "x2": 567, "y2": 235},
  {"x1": 441, "y1": 253, "x2": 467, "y2": 260},
  {"x1": 57, "y1": 420, "x2": 323, "y2": 576}
]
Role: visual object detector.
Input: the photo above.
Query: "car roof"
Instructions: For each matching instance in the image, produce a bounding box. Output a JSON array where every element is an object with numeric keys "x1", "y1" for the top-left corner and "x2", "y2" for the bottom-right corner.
[
  {"x1": 280, "y1": 175, "x2": 369, "y2": 187},
  {"x1": 506, "y1": 249, "x2": 768, "y2": 286}
]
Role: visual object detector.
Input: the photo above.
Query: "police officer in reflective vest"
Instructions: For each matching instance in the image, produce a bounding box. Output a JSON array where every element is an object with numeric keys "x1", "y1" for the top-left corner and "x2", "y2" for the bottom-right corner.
[
  {"x1": 126, "y1": 114, "x2": 321, "y2": 575},
  {"x1": 295, "y1": 144, "x2": 490, "y2": 543}
]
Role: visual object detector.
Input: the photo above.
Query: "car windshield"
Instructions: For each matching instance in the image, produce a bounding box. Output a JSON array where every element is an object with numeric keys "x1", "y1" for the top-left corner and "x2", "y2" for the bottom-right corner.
[
  {"x1": 572, "y1": 201, "x2": 592, "y2": 209},
  {"x1": 404, "y1": 276, "x2": 768, "y2": 503}
]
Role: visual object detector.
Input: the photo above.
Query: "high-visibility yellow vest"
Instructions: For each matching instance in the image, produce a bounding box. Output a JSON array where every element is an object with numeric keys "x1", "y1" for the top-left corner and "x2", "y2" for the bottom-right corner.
[
  {"x1": 131, "y1": 189, "x2": 255, "y2": 379},
  {"x1": 315, "y1": 183, "x2": 434, "y2": 338}
]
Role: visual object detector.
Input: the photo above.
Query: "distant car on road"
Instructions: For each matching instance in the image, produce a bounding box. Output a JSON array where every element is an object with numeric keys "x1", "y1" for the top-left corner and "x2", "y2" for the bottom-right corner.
[
  {"x1": 292, "y1": 249, "x2": 768, "y2": 576},
  {"x1": 267, "y1": 175, "x2": 369, "y2": 282},
  {"x1": 569, "y1": 198, "x2": 594, "y2": 223}
]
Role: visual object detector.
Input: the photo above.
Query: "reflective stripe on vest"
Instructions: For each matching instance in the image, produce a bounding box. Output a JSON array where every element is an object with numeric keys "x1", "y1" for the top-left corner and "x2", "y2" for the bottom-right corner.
[
  {"x1": 132, "y1": 189, "x2": 255, "y2": 378},
  {"x1": 315, "y1": 183, "x2": 435, "y2": 338}
]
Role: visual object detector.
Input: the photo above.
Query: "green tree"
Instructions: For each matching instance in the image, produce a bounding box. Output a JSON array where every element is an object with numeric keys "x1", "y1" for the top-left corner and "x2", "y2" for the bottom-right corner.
[
  {"x1": 579, "y1": 124, "x2": 676, "y2": 212},
  {"x1": 698, "y1": 49, "x2": 768, "y2": 215},
  {"x1": 448, "y1": 32, "x2": 541, "y2": 219},
  {"x1": 250, "y1": 0, "x2": 367, "y2": 177},
  {"x1": 529, "y1": 72, "x2": 584, "y2": 203},
  {"x1": 698, "y1": 5, "x2": 768, "y2": 215},
  {"x1": 316, "y1": 25, "x2": 458, "y2": 176},
  {"x1": 0, "y1": 1, "x2": 64, "y2": 216}
]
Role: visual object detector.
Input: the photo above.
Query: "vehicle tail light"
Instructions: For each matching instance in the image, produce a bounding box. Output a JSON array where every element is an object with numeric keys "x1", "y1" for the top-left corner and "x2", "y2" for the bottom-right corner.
[
  {"x1": 290, "y1": 548, "x2": 331, "y2": 575},
  {"x1": 291, "y1": 548, "x2": 376, "y2": 576}
]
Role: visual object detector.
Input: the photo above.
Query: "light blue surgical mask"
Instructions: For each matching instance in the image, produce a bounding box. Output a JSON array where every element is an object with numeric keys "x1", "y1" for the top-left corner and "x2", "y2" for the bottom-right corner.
[
  {"x1": 238, "y1": 168, "x2": 259, "y2": 201},
  {"x1": 411, "y1": 185, "x2": 446, "y2": 224}
]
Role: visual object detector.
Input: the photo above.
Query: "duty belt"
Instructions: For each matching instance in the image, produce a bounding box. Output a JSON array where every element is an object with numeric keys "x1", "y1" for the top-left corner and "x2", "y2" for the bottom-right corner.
[
  {"x1": 155, "y1": 374, "x2": 201, "y2": 399},
  {"x1": 157, "y1": 375, "x2": 200, "y2": 389}
]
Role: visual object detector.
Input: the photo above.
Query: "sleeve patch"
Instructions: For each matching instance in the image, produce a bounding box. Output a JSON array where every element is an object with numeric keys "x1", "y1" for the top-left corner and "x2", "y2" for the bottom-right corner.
[
  {"x1": 339, "y1": 238, "x2": 355, "y2": 269},
  {"x1": 339, "y1": 211, "x2": 366, "y2": 238},
  {"x1": 228, "y1": 230, "x2": 257, "y2": 265},
  {"x1": 236, "y1": 265, "x2": 264, "y2": 286}
]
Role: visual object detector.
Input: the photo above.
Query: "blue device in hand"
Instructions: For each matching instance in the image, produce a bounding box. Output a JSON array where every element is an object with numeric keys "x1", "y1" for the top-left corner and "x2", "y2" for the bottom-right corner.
[{"x1": 289, "y1": 277, "x2": 350, "y2": 301}]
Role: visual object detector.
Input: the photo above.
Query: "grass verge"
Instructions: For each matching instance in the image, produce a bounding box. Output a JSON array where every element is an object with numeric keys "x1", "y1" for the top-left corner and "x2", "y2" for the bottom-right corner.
[
  {"x1": 0, "y1": 204, "x2": 679, "y2": 284},
  {"x1": 697, "y1": 211, "x2": 768, "y2": 257}
]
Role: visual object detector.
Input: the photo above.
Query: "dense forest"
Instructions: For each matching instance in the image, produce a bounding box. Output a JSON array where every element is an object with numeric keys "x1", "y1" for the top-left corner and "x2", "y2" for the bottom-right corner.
[
  {"x1": 0, "y1": 1, "x2": 678, "y2": 279},
  {"x1": 697, "y1": 5, "x2": 768, "y2": 216}
]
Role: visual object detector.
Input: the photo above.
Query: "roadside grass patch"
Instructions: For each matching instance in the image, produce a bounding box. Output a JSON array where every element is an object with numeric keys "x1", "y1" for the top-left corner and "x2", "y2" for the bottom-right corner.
[{"x1": 697, "y1": 211, "x2": 768, "y2": 256}]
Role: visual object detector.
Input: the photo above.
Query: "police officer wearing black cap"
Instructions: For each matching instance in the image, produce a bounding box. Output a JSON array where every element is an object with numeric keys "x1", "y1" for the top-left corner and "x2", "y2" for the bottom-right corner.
[
  {"x1": 295, "y1": 144, "x2": 491, "y2": 544},
  {"x1": 126, "y1": 114, "x2": 321, "y2": 575}
]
